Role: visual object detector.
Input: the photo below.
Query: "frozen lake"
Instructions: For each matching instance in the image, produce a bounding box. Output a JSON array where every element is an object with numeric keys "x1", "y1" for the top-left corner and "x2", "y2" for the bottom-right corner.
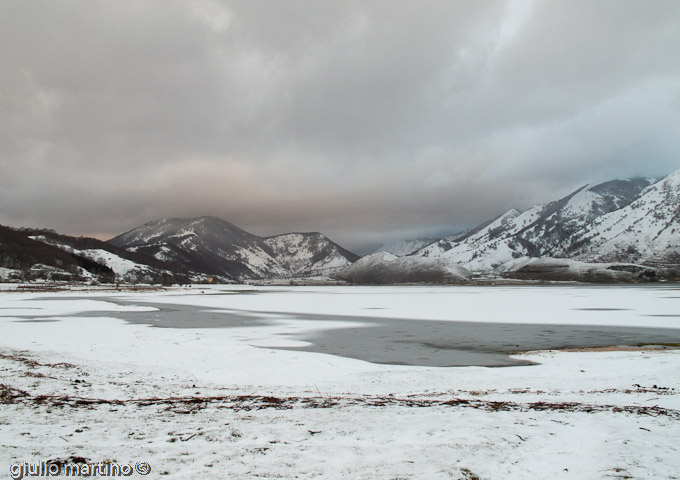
[
  {"x1": 11, "y1": 284, "x2": 680, "y2": 367},
  {"x1": 2, "y1": 284, "x2": 680, "y2": 479}
]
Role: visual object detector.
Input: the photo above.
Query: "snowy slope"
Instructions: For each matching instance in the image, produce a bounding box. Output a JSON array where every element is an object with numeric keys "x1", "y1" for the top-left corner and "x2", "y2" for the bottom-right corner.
[
  {"x1": 110, "y1": 217, "x2": 359, "y2": 280},
  {"x1": 412, "y1": 177, "x2": 656, "y2": 272},
  {"x1": 110, "y1": 217, "x2": 285, "y2": 280},
  {"x1": 564, "y1": 170, "x2": 680, "y2": 264},
  {"x1": 77, "y1": 249, "x2": 150, "y2": 277},
  {"x1": 371, "y1": 237, "x2": 437, "y2": 256},
  {"x1": 28, "y1": 235, "x2": 164, "y2": 282},
  {"x1": 6, "y1": 226, "x2": 199, "y2": 284},
  {"x1": 415, "y1": 208, "x2": 527, "y2": 271},
  {"x1": 336, "y1": 251, "x2": 471, "y2": 284},
  {"x1": 264, "y1": 233, "x2": 359, "y2": 276}
]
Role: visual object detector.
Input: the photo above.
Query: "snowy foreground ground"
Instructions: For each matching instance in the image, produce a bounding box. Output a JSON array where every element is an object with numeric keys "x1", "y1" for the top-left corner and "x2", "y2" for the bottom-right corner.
[{"x1": 1, "y1": 284, "x2": 679, "y2": 479}]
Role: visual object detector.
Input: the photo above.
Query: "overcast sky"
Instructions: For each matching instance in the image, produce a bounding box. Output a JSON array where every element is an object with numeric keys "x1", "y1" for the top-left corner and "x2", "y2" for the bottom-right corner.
[{"x1": 1, "y1": 1, "x2": 679, "y2": 253}]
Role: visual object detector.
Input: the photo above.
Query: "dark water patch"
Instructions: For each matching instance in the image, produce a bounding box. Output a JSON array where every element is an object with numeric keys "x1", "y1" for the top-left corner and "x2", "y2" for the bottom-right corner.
[
  {"x1": 573, "y1": 308, "x2": 631, "y2": 311},
  {"x1": 14, "y1": 296, "x2": 274, "y2": 328},
  {"x1": 286, "y1": 318, "x2": 680, "y2": 367},
  {"x1": 77, "y1": 305, "x2": 272, "y2": 329}
]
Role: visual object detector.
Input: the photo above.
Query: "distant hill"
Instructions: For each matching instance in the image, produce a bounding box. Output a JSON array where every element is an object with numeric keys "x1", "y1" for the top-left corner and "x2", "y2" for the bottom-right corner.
[
  {"x1": 335, "y1": 251, "x2": 471, "y2": 284},
  {"x1": 109, "y1": 216, "x2": 358, "y2": 281},
  {"x1": 0, "y1": 225, "x2": 189, "y2": 283}
]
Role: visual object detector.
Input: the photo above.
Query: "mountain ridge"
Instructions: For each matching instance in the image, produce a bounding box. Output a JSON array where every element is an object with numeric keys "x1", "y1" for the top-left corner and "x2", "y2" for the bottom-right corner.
[
  {"x1": 2, "y1": 170, "x2": 678, "y2": 284},
  {"x1": 405, "y1": 175, "x2": 661, "y2": 272},
  {"x1": 109, "y1": 216, "x2": 358, "y2": 281}
]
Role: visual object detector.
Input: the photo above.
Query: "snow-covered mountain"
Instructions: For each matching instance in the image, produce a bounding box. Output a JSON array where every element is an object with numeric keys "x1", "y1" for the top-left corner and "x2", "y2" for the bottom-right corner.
[
  {"x1": 415, "y1": 208, "x2": 523, "y2": 271},
  {"x1": 109, "y1": 216, "x2": 358, "y2": 281},
  {"x1": 411, "y1": 176, "x2": 658, "y2": 272},
  {"x1": 29, "y1": 236, "x2": 172, "y2": 283},
  {"x1": 563, "y1": 170, "x2": 680, "y2": 265},
  {"x1": 110, "y1": 217, "x2": 282, "y2": 280},
  {"x1": 264, "y1": 233, "x2": 360, "y2": 277},
  {"x1": 370, "y1": 237, "x2": 437, "y2": 256},
  {"x1": 0, "y1": 225, "x2": 189, "y2": 284}
]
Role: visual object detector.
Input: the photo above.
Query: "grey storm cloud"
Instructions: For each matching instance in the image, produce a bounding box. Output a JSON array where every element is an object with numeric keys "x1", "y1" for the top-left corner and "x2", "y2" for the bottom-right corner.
[{"x1": 1, "y1": 0, "x2": 679, "y2": 252}]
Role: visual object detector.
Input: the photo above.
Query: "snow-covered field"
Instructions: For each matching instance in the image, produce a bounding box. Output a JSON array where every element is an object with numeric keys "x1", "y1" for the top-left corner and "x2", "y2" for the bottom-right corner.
[{"x1": 1, "y1": 285, "x2": 679, "y2": 479}]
